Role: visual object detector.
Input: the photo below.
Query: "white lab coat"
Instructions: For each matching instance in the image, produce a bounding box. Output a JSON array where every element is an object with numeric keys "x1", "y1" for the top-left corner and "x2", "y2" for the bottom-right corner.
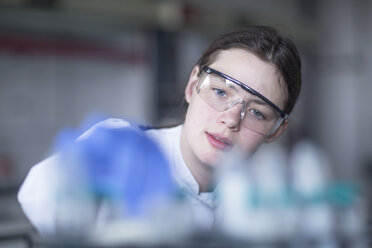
[{"x1": 18, "y1": 118, "x2": 216, "y2": 235}]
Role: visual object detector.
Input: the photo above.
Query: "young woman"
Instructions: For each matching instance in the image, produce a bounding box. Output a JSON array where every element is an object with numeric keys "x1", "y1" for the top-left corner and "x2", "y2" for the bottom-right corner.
[{"x1": 18, "y1": 26, "x2": 302, "y2": 233}]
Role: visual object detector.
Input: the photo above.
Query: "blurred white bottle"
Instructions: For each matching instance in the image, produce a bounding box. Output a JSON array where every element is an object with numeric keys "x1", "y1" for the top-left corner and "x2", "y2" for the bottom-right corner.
[
  {"x1": 215, "y1": 144, "x2": 296, "y2": 243},
  {"x1": 291, "y1": 140, "x2": 336, "y2": 247},
  {"x1": 54, "y1": 146, "x2": 97, "y2": 239},
  {"x1": 214, "y1": 148, "x2": 254, "y2": 239},
  {"x1": 250, "y1": 143, "x2": 298, "y2": 241},
  {"x1": 338, "y1": 198, "x2": 368, "y2": 248}
]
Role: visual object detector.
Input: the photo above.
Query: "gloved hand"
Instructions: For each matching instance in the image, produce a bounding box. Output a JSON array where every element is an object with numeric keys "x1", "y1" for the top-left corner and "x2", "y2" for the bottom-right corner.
[{"x1": 54, "y1": 125, "x2": 177, "y2": 236}]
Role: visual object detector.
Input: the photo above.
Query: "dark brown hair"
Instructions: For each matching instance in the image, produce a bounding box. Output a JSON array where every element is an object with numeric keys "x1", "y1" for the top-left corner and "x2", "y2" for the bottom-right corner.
[{"x1": 196, "y1": 26, "x2": 302, "y2": 114}]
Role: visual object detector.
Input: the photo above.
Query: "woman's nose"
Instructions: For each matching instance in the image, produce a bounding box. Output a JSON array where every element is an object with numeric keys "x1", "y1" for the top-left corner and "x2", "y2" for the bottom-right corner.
[{"x1": 217, "y1": 103, "x2": 243, "y2": 130}]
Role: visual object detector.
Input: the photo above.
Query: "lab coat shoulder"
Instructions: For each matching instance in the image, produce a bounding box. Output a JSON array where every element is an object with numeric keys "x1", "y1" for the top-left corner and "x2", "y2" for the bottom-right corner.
[
  {"x1": 17, "y1": 118, "x2": 132, "y2": 234},
  {"x1": 17, "y1": 155, "x2": 60, "y2": 234}
]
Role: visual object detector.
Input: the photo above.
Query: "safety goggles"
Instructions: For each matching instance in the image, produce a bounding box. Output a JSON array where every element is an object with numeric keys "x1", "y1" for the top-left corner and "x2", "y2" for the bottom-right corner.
[{"x1": 197, "y1": 66, "x2": 288, "y2": 136}]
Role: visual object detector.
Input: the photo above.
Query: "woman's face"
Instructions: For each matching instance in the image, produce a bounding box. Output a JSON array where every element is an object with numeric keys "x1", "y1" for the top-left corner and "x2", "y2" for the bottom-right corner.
[{"x1": 182, "y1": 48, "x2": 288, "y2": 167}]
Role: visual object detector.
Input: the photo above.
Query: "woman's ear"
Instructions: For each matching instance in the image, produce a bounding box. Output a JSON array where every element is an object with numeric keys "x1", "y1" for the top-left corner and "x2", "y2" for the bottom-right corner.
[
  {"x1": 265, "y1": 119, "x2": 289, "y2": 143},
  {"x1": 185, "y1": 65, "x2": 200, "y2": 103}
]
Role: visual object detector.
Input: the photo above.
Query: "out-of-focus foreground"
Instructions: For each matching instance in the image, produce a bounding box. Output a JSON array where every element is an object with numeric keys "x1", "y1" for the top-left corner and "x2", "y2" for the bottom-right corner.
[{"x1": 0, "y1": 0, "x2": 371, "y2": 247}]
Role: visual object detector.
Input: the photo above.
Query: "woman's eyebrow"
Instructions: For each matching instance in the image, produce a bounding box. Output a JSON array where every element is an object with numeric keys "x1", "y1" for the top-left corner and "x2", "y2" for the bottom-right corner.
[
  {"x1": 248, "y1": 97, "x2": 271, "y2": 107},
  {"x1": 228, "y1": 79, "x2": 271, "y2": 106},
  {"x1": 226, "y1": 79, "x2": 241, "y2": 93},
  {"x1": 223, "y1": 75, "x2": 277, "y2": 110}
]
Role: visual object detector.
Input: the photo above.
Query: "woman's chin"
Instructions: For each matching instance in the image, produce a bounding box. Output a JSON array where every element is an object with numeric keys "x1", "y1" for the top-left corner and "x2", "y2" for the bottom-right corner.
[{"x1": 199, "y1": 151, "x2": 225, "y2": 169}]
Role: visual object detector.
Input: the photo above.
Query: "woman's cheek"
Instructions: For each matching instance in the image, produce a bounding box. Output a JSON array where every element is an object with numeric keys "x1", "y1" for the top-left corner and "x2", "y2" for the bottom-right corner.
[
  {"x1": 189, "y1": 99, "x2": 216, "y2": 126},
  {"x1": 236, "y1": 130, "x2": 266, "y2": 155}
]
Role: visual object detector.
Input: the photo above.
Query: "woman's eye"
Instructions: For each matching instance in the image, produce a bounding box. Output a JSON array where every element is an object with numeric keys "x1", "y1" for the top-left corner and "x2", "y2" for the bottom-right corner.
[
  {"x1": 250, "y1": 109, "x2": 265, "y2": 120},
  {"x1": 213, "y1": 88, "x2": 226, "y2": 97}
]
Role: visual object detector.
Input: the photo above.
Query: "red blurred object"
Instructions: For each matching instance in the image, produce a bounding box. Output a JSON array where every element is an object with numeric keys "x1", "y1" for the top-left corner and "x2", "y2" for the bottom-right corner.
[
  {"x1": 0, "y1": 34, "x2": 149, "y2": 63},
  {"x1": 0, "y1": 154, "x2": 13, "y2": 179}
]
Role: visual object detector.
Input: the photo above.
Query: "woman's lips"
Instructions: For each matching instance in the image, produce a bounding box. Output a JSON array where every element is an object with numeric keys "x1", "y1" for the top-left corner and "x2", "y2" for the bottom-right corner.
[{"x1": 205, "y1": 132, "x2": 232, "y2": 150}]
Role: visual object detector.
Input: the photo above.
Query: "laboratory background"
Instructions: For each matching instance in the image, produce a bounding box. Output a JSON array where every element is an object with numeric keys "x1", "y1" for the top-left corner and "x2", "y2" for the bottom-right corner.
[{"x1": 0, "y1": 0, "x2": 371, "y2": 247}]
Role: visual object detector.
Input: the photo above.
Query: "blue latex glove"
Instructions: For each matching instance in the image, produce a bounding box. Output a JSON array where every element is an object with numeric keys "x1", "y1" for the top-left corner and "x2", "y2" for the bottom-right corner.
[{"x1": 56, "y1": 125, "x2": 176, "y2": 218}]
